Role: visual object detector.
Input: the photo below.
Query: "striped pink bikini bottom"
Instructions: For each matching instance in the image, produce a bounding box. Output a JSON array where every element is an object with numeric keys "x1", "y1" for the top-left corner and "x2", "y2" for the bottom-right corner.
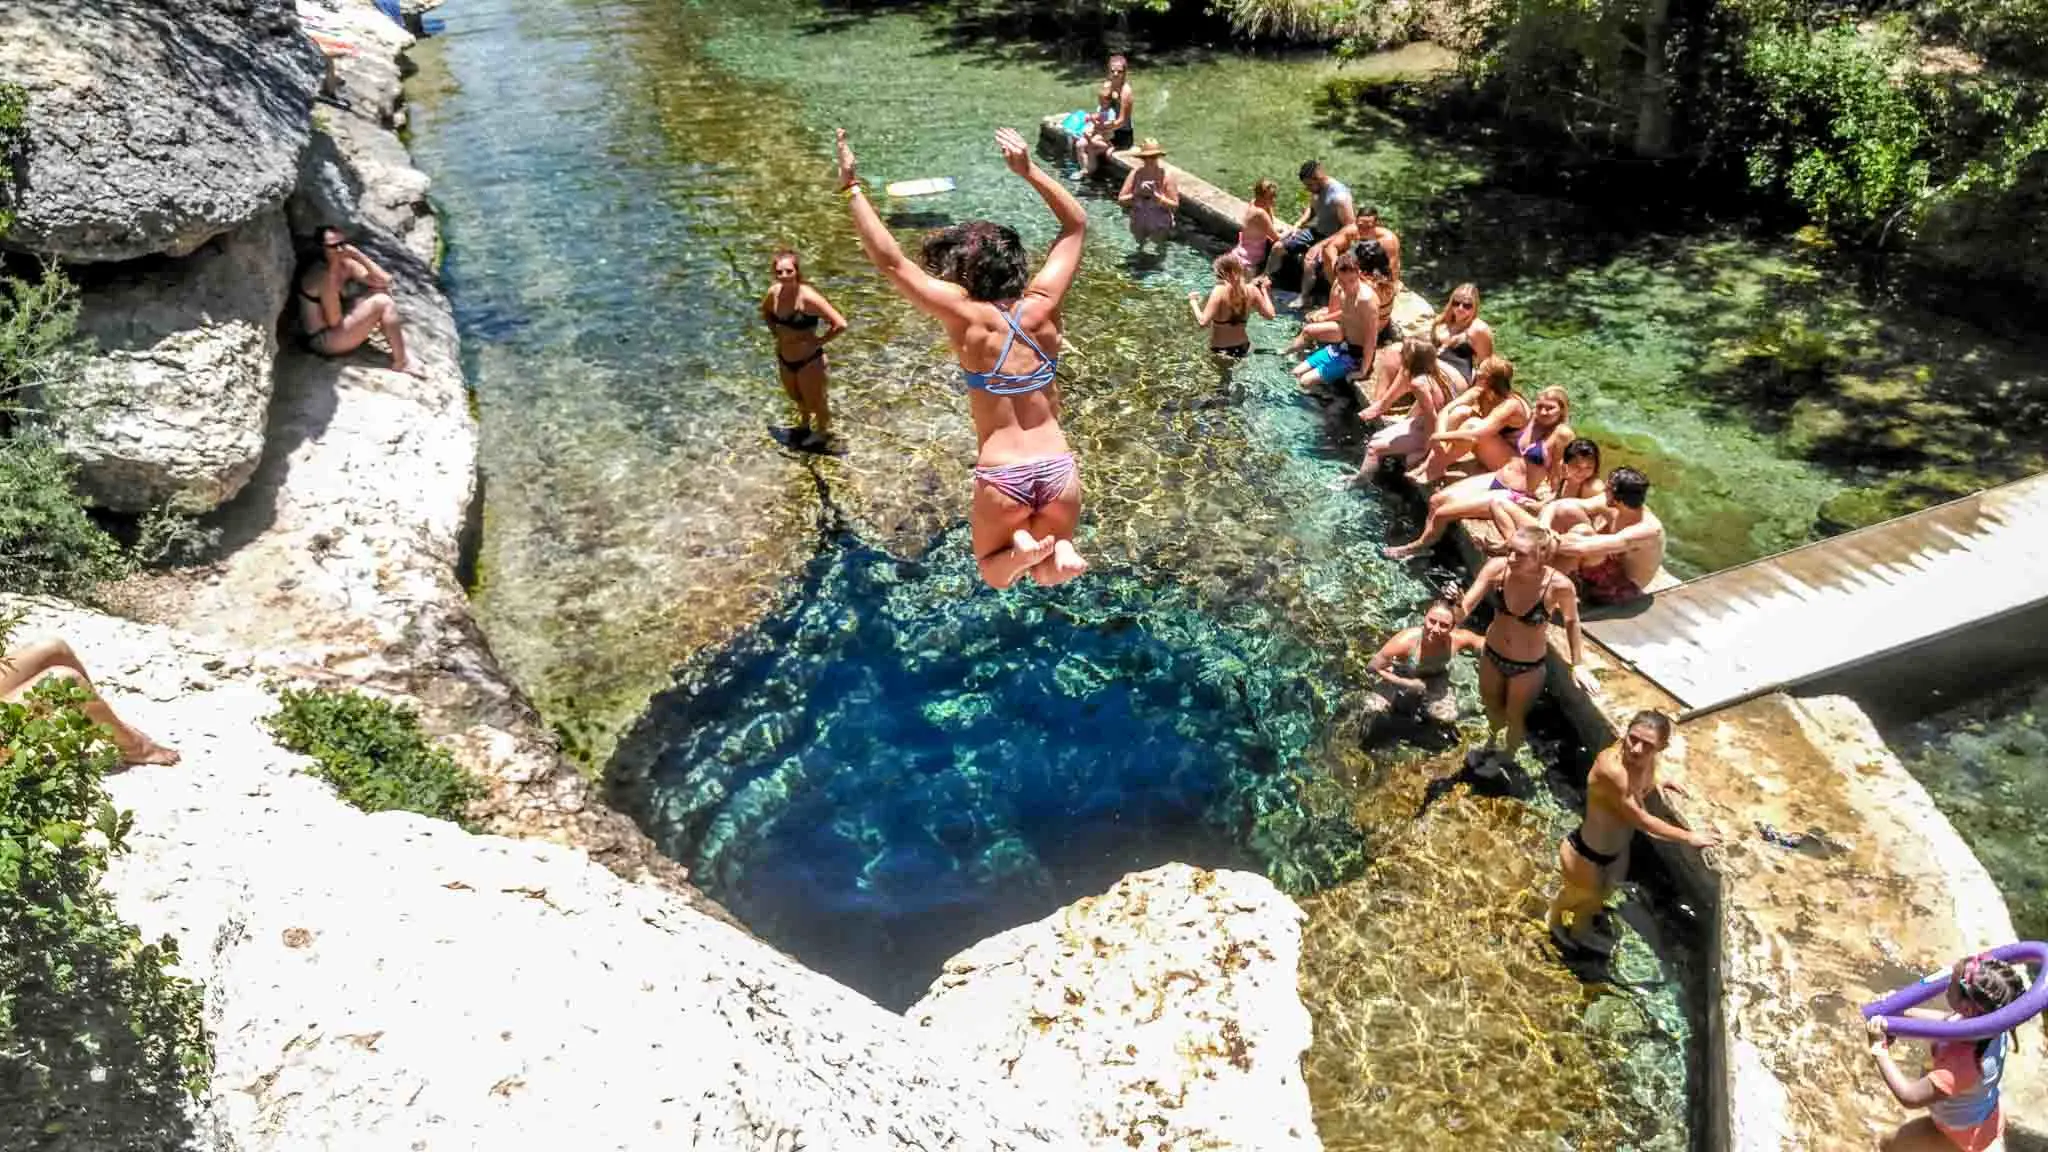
[{"x1": 973, "y1": 454, "x2": 1078, "y2": 512}]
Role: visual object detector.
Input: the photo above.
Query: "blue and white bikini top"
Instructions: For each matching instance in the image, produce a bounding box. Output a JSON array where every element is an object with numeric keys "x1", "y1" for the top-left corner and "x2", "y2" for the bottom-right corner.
[{"x1": 962, "y1": 301, "x2": 1058, "y2": 396}]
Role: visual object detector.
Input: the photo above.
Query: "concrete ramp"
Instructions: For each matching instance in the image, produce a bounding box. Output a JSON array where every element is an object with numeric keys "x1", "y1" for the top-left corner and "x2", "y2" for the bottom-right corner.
[{"x1": 1584, "y1": 473, "x2": 2048, "y2": 717}]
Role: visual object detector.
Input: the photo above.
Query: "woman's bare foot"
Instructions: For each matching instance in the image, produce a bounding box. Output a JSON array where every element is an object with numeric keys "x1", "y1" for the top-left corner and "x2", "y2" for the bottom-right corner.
[
  {"x1": 1382, "y1": 541, "x2": 1426, "y2": 560},
  {"x1": 119, "y1": 732, "x2": 181, "y2": 767},
  {"x1": 982, "y1": 530, "x2": 1055, "y2": 588},
  {"x1": 391, "y1": 355, "x2": 426, "y2": 378},
  {"x1": 1031, "y1": 539, "x2": 1089, "y2": 586}
]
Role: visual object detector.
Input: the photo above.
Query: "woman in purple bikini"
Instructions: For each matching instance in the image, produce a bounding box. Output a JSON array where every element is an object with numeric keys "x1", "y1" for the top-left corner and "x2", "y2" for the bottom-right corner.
[{"x1": 838, "y1": 126, "x2": 1090, "y2": 589}]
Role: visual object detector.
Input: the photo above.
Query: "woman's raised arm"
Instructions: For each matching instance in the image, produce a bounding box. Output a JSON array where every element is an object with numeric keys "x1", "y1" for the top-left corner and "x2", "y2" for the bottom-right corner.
[
  {"x1": 837, "y1": 129, "x2": 967, "y2": 323},
  {"x1": 999, "y1": 127, "x2": 1088, "y2": 307}
]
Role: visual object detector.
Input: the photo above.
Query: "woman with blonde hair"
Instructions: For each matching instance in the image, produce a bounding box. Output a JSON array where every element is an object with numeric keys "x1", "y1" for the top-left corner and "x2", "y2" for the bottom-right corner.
[
  {"x1": 1458, "y1": 524, "x2": 1586, "y2": 764},
  {"x1": 1405, "y1": 356, "x2": 1527, "y2": 486},
  {"x1": 1432, "y1": 283, "x2": 1493, "y2": 382},
  {"x1": 1189, "y1": 252, "x2": 1275, "y2": 360},
  {"x1": 1385, "y1": 384, "x2": 1574, "y2": 558}
]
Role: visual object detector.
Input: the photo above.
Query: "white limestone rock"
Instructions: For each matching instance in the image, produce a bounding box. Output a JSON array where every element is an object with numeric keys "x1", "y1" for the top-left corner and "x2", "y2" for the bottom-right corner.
[
  {"x1": 0, "y1": 0, "x2": 322, "y2": 262},
  {"x1": 910, "y1": 864, "x2": 1323, "y2": 1152},
  {"x1": 53, "y1": 211, "x2": 294, "y2": 513},
  {"x1": 3, "y1": 600, "x2": 1077, "y2": 1152}
]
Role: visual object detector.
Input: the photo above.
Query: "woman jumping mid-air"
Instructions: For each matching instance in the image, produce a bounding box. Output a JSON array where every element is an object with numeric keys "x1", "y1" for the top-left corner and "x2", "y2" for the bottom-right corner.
[
  {"x1": 760, "y1": 248, "x2": 848, "y2": 449},
  {"x1": 837, "y1": 126, "x2": 1089, "y2": 589}
]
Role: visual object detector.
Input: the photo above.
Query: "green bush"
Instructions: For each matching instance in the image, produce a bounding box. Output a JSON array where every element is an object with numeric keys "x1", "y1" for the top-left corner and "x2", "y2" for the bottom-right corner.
[
  {"x1": 265, "y1": 688, "x2": 484, "y2": 829},
  {"x1": 0, "y1": 621, "x2": 212, "y2": 1150},
  {"x1": 1741, "y1": 18, "x2": 1932, "y2": 234},
  {"x1": 0, "y1": 429, "x2": 132, "y2": 598}
]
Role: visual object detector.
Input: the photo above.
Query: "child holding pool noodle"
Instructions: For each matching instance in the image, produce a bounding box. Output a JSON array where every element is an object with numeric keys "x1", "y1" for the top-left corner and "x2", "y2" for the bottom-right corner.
[{"x1": 1865, "y1": 952, "x2": 2032, "y2": 1152}]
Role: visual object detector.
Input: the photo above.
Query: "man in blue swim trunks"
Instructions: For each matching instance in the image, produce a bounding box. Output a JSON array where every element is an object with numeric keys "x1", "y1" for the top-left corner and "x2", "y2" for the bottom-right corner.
[
  {"x1": 1289, "y1": 251, "x2": 1380, "y2": 402},
  {"x1": 1280, "y1": 160, "x2": 1355, "y2": 306}
]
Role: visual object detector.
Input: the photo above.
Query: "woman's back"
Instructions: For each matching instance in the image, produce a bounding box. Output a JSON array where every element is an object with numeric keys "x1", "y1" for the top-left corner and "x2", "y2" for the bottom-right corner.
[{"x1": 954, "y1": 295, "x2": 1064, "y2": 444}]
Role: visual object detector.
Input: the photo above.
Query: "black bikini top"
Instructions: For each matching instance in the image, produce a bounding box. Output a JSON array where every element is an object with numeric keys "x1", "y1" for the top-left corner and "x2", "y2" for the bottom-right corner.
[
  {"x1": 1491, "y1": 576, "x2": 1550, "y2": 626},
  {"x1": 770, "y1": 309, "x2": 821, "y2": 331}
]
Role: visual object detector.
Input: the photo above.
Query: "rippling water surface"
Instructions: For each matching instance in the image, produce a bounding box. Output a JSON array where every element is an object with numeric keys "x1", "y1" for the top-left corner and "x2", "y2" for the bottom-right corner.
[{"x1": 394, "y1": 0, "x2": 2048, "y2": 1142}]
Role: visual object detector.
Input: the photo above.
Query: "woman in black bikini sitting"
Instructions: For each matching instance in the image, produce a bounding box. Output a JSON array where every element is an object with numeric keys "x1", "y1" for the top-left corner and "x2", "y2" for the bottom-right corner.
[
  {"x1": 1188, "y1": 252, "x2": 1274, "y2": 361},
  {"x1": 1457, "y1": 525, "x2": 1588, "y2": 765},
  {"x1": 1431, "y1": 283, "x2": 1493, "y2": 383},
  {"x1": 760, "y1": 248, "x2": 848, "y2": 449},
  {"x1": 296, "y1": 226, "x2": 422, "y2": 377}
]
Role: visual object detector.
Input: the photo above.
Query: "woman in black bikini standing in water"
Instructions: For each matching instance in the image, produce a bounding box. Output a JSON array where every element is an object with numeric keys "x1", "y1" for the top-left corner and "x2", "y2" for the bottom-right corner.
[
  {"x1": 760, "y1": 248, "x2": 848, "y2": 449},
  {"x1": 838, "y1": 126, "x2": 1090, "y2": 589},
  {"x1": 1188, "y1": 252, "x2": 1274, "y2": 361},
  {"x1": 1458, "y1": 525, "x2": 1589, "y2": 765}
]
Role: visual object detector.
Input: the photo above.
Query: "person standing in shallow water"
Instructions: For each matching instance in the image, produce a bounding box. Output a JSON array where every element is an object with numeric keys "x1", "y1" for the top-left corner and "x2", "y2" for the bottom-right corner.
[
  {"x1": 836, "y1": 126, "x2": 1089, "y2": 589},
  {"x1": 1118, "y1": 139, "x2": 1179, "y2": 253},
  {"x1": 1457, "y1": 525, "x2": 1590, "y2": 764},
  {"x1": 1548, "y1": 710, "x2": 1717, "y2": 956},
  {"x1": 759, "y1": 248, "x2": 847, "y2": 450}
]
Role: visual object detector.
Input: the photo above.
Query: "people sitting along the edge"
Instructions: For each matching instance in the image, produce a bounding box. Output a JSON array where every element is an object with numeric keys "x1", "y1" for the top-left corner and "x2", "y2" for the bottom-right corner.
[
  {"x1": 1287, "y1": 247, "x2": 1383, "y2": 399},
  {"x1": 1540, "y1": 465, "x2": 1666, "y2": 607},
  {"x1": 1279, "y1": 159, "x2": 1355, "y2": 305},
  {"x1": 1361, "y1": 594, "x2": 1484, "y2": 727}
]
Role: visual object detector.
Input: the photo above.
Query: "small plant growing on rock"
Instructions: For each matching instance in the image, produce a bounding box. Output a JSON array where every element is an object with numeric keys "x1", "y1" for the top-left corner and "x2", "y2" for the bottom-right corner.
[
  {"x1": 0, "y1": 614, "x2": 212, "y2": 1150},
  {"x1": 265, "y1": 687, "x2": 483, "y2": 830}
]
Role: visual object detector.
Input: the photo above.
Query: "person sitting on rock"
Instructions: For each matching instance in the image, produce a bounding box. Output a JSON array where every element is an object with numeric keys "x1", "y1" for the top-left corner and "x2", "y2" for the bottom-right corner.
[
  {"x1": 1361, "y1": 595, "x2": 1483, "y2": 728},
  {"x1": 2, "y1": 635, "x2": 179, "y2": 766},
  {"x1": 1541, "y1": 466, "x2": 1667, "y2": 607},
  {"x1": 1356, "y1": 205, "x2": 1402, "y2": 292},
  {"x1": 297, "y1": 225, "x2": 422, "y2": 377}
]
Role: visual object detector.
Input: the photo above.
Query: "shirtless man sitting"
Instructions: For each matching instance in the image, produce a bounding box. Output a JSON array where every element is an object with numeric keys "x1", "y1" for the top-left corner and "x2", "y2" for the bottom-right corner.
[
  {"x1": 2, "y1": 636, "x2": 179, "y2": 766},
  {"x1": 1286, "y1": 250, "x2": 1380, "y2": 400},
  {"x1": 1548, "y1": 710, "x2": 1715, "y2": 955},
  {"x1": 1361, "y1": 596, "x2": 1484, "y2": 727},
  {"x1": 1541, "y1": 465, "x2": 1665, "y2": 606}
]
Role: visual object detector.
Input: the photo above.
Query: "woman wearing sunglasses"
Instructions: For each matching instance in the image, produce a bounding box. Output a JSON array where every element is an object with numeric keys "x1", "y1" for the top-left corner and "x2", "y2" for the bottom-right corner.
[{"x1": 296, "y1": 225, "x2": 421, "y2": 377}]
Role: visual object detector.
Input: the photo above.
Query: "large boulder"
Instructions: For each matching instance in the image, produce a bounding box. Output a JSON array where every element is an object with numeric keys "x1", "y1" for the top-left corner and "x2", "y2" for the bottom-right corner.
[
  {"x1": 0, "y1": 0, "x2": 322, "y2": 262},
  {"x1": 0, "y1": 599, "x2": 1077, "y2": 1151},
  {"x1": 54, "y1": 210, "x2": 293, "y2": 513},
  {"x1": 911, "y1": 864, "x2": 1323, "y2": 1152}
]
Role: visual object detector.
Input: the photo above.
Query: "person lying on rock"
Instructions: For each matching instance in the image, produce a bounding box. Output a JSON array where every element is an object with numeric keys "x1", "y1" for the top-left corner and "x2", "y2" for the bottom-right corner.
[
  {"x1": 1, "y1": 636, "x2": 179, "y2": 766},
  {"x1": 297, "y1": 226, "x2": 423, "y2": 377}
]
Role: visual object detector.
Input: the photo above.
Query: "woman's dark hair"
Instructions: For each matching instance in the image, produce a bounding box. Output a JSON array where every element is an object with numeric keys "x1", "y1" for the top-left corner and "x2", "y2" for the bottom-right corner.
[
  {"x1": 317, "y1": 225, "x2": 346, "y2": 248},
  {"x1": 1351, "y1": 238, "x2": 1391, "y2": 278},
  {"x1": 1563, "y1": 437, "x2": 1602, "y2": 471},
  {"x1": 1626, "y1": 709, "x2": 1673, "y2": 746},
  {"x1": 920, "y1": 221, "x2": 1029, "y2": 302},
  {"x1": 1609, "y1": 466, "x2": 1651, "y2": 509},
  {"x1": 1297, "y1": 159, "x2": 1322, "y2": 183},
  {"x1": 1955, "y1": 955, "x2": 2028, "y2": 1057}
]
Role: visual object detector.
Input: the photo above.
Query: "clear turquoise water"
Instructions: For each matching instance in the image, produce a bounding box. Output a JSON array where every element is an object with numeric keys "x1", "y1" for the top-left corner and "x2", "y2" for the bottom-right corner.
[{"x1": 395, "y1": 0, "x2": 2048, "y2": 1142}]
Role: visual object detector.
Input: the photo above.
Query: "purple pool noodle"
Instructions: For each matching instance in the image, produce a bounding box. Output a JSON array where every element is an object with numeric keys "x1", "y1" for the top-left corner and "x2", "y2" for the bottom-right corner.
[{"x1": 1862, "y1": 941, "x2": 2048, "y2": 1041}]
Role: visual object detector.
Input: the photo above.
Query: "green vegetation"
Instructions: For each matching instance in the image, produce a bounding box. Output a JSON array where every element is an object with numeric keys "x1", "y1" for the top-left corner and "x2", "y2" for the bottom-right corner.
[
  {"x1": 0, "y1": 614, "x2": 212, "y2": 1150},
  {"x1": 0, "y1": 81, "x2": 26, "y2": 236},
  {"x1": 265, "y1": 687, "x2": 483, "y2": 829}
]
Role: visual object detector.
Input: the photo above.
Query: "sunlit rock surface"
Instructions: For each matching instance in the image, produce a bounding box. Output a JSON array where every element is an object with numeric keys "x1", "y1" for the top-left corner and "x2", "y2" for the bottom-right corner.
[
  {"x1": 0, "y1": 0, "x2": 320, "y2": 261},
  {"x1": 55, "y1": 211, "x2": 294, "y2": 513},
  {"x1": 911, "y1": 864, "x2": 1319, "y2": 1152}
]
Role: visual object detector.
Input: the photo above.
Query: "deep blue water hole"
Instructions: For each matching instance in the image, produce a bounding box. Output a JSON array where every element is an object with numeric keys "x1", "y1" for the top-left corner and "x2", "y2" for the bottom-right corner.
[{"x1": 609, "y1": 527, "x2": 1362, "y2": 1009}]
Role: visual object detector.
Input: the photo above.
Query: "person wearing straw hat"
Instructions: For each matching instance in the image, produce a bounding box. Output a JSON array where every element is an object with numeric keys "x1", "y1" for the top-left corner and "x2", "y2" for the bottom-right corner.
[{"x1": 1117, "y1": 139, "x2": 1179, "y2": 253}]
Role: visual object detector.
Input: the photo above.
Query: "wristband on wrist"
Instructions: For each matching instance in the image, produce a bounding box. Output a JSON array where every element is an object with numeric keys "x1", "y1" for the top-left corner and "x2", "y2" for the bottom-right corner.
[{"x1": 840, "y1": 180, "x2": 865, "y2": 198}]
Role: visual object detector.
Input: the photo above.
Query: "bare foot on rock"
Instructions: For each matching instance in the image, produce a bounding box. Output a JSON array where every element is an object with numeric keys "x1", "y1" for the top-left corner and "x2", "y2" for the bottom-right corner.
[
  {"x1": 391, "y1": 355, "x2": 427, "y2": 378},
  {"x1": 120, "y1": 733, "x2": 181, "y2": 767}
]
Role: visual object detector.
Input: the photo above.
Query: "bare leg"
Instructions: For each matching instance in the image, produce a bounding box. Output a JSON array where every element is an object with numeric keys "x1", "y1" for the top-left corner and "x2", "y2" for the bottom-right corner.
[
  {"x1": 971, "y1": 480, "x2": 1053, "y2": 589},
  {"x1": 1477, "y1": 650, "x2": 1507, "y2": 750},
  {"x1": 1369, "y1": 345, "x2": 1405, "y2": 407},
  {"x1": 1287, "y1": 320, "x2": 1344, "y2": 355},
  {"x1": 313, "y1": 292, "x2": 420, "y2": 376},
  {"x1": 775, "y1": 364, "x2": 808, "y2": 431},
  {"x1": 1500, "y1": 662, "x2": 1546, "y2": 759},
  {"x1": 795, "y1": 358, "x2": 832, "y2": 438},
  {"x1": 1, "y1": 643, "x2": 178, "y2": 767},
  {"x1": 1880, "y1": 1117, "x2": 1973, "y2": 1152},
  {"x1": 1026, "y1": 473, "x2": 1087, "y2": 587},
  {"x1": 1385, "y1": 475, "x2": 1499, "y2": 557},
  {"x1": 1410, "y1": 422, "x2": 1482, "y2": 485}
]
